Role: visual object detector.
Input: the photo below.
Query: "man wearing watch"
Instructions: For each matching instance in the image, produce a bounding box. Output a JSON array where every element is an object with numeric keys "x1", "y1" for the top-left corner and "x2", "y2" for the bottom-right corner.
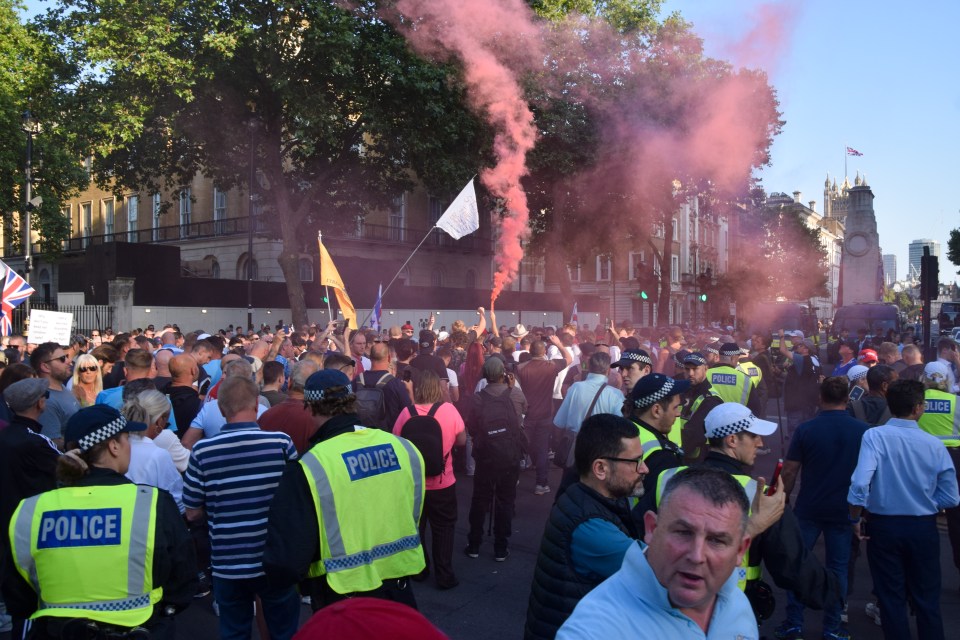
[{"x1": 847, "y1": 379, "x2": 959, "y2": 640}]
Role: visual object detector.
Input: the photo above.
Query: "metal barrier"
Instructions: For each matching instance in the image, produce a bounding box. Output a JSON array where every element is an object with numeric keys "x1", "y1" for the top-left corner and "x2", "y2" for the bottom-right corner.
[{"x1": 11, "y1": 302, "x2": 114, "y2": 338}]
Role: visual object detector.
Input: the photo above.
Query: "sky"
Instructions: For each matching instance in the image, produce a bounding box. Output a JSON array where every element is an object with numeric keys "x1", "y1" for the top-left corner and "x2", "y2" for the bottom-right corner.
[
  {"x1": 20, "y1": 0, "x2": 958, "y2": 283},
  {"x1": 663, "y1": 0, "x2": 960, "y2": 283}
]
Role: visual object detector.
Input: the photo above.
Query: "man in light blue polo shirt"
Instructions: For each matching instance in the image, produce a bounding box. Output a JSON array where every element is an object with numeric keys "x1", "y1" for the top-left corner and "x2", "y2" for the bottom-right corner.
[
  {"x1": 848, "y1": 379, "x2": 959, "y2": 640},
  {"x1": 558, "y1": 467, "x2": 757, "y2": 639}
]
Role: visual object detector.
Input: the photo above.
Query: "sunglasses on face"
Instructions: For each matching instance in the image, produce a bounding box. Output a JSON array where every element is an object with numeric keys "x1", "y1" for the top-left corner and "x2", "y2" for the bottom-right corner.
[
  {"x1": 78, "y1": 366, "x2": 99, "y2": 373},
  {"x1": 46, "y1": 355, "x2": 69, "y2": 364}
]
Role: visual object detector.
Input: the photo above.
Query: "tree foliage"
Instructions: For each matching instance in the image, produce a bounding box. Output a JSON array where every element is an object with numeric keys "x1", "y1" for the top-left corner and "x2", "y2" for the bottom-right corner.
[
  {"x1": 948, "y1": 228, "x2": 960, "y2": 276},
  {"x1": 40, "y1": 0, "x2": 491, "y2": 325},
  {"x1": 717, "y1": 188, "x2": 828, "y2": 308},
  {"x1": 0, "y1": 0, "x2": 88, "y2": 257}
]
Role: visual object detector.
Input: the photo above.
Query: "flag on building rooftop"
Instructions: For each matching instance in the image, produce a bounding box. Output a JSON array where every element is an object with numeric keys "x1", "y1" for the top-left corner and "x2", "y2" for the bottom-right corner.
[
  {"x1": 845, "y1": 146, "x2": 863, "y2": 157},
  {"x1": 0, "y1": 260, "x2": 34, "y2": 336}
]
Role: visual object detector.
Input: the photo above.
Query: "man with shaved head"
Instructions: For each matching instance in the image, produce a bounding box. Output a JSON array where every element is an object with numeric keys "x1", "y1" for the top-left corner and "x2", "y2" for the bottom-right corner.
[
  {"x1": 353, "y1": 342, "x2": 411, "y2": 429},
  {"x1": 168, "y1": 353, "x2": 202, "y2": 432}
]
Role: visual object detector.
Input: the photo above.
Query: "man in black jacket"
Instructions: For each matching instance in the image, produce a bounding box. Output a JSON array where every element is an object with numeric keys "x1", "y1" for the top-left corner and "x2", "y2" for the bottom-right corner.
[{"x1": 525, "y1": 414, "x2": 646, "y2": 639}]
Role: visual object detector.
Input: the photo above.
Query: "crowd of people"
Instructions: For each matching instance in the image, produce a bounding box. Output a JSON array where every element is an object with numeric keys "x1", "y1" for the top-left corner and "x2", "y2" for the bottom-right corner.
[{"x1": 0, "y1": 309, "x2": 958, "y2": 640}]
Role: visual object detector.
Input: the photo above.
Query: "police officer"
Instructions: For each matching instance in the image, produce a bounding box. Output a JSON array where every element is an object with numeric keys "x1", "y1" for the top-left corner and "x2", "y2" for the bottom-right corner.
[
  {"x1": 678, "y1": 352, "x2": 723, "y2": 464},
  {"x1": 6, "y1": 405, "x2": 196, "y2": 640},
  {"x1": 624, "y1": 373, "x2": 689, "y2": 528},
  {"x1": 708, "y1": 343, "x2": 764, "y2": 417},
  {"x1": 263, "y1": 369, "x2": 426, "y2": 611},
  {"x1": 918, "y1": 362, "x2": 960, "y2": 580}
]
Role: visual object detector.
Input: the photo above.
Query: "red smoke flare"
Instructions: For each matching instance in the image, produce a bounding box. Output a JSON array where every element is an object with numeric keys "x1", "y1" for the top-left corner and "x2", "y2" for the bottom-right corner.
[{"x1": 383, "y1": 0, "x2": 541, "y2": 304}]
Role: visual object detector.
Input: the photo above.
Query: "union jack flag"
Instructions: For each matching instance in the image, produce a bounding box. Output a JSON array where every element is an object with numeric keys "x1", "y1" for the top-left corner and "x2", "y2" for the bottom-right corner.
[
  {"x1": 0, "y1": 261, "x2": 34, "y2": 336},
  {"x1": 846, "y1": 146, "x2": 863, "y2": 157}
]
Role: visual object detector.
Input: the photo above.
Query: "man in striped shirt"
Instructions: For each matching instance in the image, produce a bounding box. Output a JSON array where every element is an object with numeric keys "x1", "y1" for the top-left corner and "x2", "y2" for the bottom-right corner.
[{"x1": 183, "y1": 375, "x2": 300, "y2": 640}]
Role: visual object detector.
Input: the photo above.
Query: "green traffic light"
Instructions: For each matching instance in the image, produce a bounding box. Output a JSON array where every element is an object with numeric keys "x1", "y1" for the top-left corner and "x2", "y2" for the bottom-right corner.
[
  {"x1": 699, "y1": 294, "x2": 707, "y2": 302},
  {"x1": 640, "y1": 291, "x2": 649, "y2": 300},
  {"x1": 322, "y1": 295, "x2": 329, "y2": 304}
]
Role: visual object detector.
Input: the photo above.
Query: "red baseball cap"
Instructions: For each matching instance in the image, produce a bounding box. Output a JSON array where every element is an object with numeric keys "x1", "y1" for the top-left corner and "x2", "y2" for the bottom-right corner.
[{"x1": 858, "y1": 348, "x2": 878, "y2": 363}]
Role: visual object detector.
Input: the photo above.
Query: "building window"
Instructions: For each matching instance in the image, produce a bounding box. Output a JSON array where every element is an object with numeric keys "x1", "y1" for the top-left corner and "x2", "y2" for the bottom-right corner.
[
  {"x1": 568, "y1": 263, "x2": 581, "y2": 282},
  {"x1": 211, "y1": 260, "x2": 220, "y2": 279},
  {"x1": 430, "y1": 267, "x2": 444, "y2": 288},
  {"x1": 62, "y1": 204, "x2": 72, "y2": 250},
  {"x1": 81, "y1": 202, "x2": 92, "y2": 248},
  {"x1": 389, "y1": 194, "x2": 406, "y2": 242},
  {"x1": 671, "y1": 255, "x2": 680, "y2": 283},
  {"x1": 428, "y1": 195, "x2": 448, "y2": 245},
  {"x1": 213, "y1": 187, "x2": 226, "y2": 235},
  {"x1": 596, "y1": 256, "x2": 611, "y2": 282},
  {"x1": 672, "y1": 217, "x2": 679, "y2": 241},
  {"x1": 126, "y1": 195, "x2": 138, "y2": 243},
  {"x1": 179, "y1": 189, "x2": 191, "y2": 238},
  {"x1": 102, "y1": 199, "x2": 115, "y2": 239},
  {"x1": 152, "y1": 194, "x2": 161, "y2": 242},
  {"x1": 238, "y1": 253, "x2": 258, "y2": 280},
  {"x1": 628, "y1": 251, "x2": 646, "y2": 280},
  {"x1": 298, "y1": 258, "x2": 314, "y2": 282},
  {"x1": 465, "y1": 269, "x2": 477, "y2": 289}
]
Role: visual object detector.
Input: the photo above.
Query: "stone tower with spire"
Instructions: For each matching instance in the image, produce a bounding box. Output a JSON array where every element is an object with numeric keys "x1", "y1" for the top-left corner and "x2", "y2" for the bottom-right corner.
[{"x1": 827, "y1": 172, "x2": 881, "y2": 305}]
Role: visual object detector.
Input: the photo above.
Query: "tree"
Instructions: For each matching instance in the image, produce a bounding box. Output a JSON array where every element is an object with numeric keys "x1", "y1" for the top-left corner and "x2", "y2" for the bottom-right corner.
[
  {"x1": 521, "y1": 5, "x2": 783, "y2": 324},
  {"x1": 0, "y1": 1, "x2": 88, "y2": 257},
  {"x1": 948, "y1": 228, "x2": 960, "y2": 276},
  {"x1": 41, "y1": 0, "x2": 490, "y2": 326},
  {"x1": 718, "y1": 187, "x2": 828, "y2": 310}
]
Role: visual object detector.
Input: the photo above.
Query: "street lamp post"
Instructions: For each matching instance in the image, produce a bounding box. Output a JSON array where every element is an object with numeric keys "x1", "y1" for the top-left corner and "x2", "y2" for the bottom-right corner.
[{"x1": 22, "y1": 111, "x2": 40, "y2": 317}]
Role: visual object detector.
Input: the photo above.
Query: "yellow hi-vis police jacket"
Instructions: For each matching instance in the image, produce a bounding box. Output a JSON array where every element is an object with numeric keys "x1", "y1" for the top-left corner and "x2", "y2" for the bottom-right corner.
[
  {"x1": 919, "y1": 389, "x2": 960, "y2": 448},
  {"x1": 300, "y1": 427, "x2": 426, "y2": 594},
  {"x1": 737, "y1": 360, "x2": 763, "y2": 387},
  {"x1": 709, "y1": 365, "x2": 752, "y2": 406},
  {"x1": 656, "y1": 466, "x2": 760, "y2": 591},
  {"x1": 9, "y1": 484, "x2": 162, "y2": 628}
]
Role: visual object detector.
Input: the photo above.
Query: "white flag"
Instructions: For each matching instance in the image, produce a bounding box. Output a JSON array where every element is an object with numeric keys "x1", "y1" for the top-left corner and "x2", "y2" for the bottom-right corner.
[{"x1": 435, "y1": 179, "x2": 480, "y2": 240}]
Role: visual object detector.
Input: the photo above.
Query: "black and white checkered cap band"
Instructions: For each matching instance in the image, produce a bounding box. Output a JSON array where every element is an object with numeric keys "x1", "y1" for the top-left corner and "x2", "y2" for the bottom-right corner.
[
  {"x1": 78, "y1": 416, "x2": 128, "y2": 451},
  {"x1": 303, "y1": 388, "x2": 326, "y2": 402},
  {"x1": 849, "y1": 369, "x2": 868, "y2": 382},
  {"x1": 709, "y1": 415, "x2": 757, "y2": 439},
  {"x1": 623, "y1": 352, "x2": 653, "y2": 366},
  {"x1": 634, "y1": 377, "x2": 675, "y2": 408},
  {"x1": 704, "y1": 344, "x2": 719, "y2": 354},
  {"x1": 719, "y1": 346, "x2": 741, "y2": 356}
]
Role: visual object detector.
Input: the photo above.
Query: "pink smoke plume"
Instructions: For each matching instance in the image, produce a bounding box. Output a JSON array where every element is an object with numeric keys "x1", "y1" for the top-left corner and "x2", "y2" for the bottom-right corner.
[
  {"x1": 382, "y1": 0, "x2": 542, "y2": 304},
  {"x1": 716, "y1": 2, "x2": 798, "y2": 74}
]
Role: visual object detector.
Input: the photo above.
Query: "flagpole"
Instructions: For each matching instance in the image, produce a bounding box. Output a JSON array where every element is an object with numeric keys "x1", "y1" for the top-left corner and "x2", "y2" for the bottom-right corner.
[
  {"x1": 844, "y1": 143, "x2": 847, "y2": 180},
  {"x1": 319, "y1": 231, "x2": 334, "y2": 323},
  {"x1": 356, "y1": 226, "x2": 436, "y2": 330}
]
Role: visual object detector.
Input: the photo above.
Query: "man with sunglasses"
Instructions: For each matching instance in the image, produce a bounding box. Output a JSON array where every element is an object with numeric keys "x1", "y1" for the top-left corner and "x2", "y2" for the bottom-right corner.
[
  {"x1": 29, "y1": 342, "x2": 80, "y2": 448},
  {"x1": 525, "y1": 414, "x2": 647, "y2": 639}
]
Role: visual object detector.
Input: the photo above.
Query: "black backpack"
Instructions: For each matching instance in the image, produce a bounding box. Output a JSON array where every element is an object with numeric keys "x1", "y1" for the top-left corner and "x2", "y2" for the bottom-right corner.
[
  {"x1": 355, "y1": 372, "x2": 393, "y2": 428},
  {"x1": 400, "y1": 403, "x2": 446, "y2": 477},
  {"x1": 474, "y1": 387, "x2": 526, "y2": 464}
]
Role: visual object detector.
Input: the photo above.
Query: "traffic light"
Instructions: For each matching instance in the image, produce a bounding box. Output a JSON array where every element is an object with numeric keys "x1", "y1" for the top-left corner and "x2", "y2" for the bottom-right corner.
[
  {"x1": 322, "y1": 294, "x2": 329, "y2": 304},
  {"x1": 921, "y1": 254, "x2": 940, "y2": 300},
  {"x1": 699, "y1": 293, "x2": 708, "y2": 302}
]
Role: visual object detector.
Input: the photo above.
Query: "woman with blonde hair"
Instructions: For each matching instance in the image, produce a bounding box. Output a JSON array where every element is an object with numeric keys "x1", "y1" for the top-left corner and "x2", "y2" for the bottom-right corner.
[
  {"x1": 71, "y1": 353, "x2": 103, "y2": 407},
  {"x1": 121, "y1": 391, "x2": 184, "y2": 512},
  {"x1": 122, "y1": 388, "x2": 190, "y2": 474}
]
